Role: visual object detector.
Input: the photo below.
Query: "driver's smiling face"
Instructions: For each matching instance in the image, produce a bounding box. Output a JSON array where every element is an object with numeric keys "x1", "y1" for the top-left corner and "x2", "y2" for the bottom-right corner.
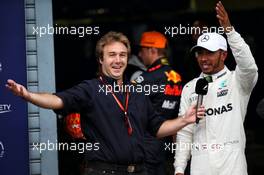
[
  {"x1": 195, "y1": 48, "x2": 227, "y2": 74},
  {"x1": 100, "y1": 41, "x2": 128, "y2": 80}
]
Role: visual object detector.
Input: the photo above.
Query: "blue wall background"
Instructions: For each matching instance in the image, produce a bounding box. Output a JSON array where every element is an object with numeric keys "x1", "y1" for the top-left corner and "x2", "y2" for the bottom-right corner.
[{"x1": 0, "y1": 1, "x2": 29, "y2": 175}]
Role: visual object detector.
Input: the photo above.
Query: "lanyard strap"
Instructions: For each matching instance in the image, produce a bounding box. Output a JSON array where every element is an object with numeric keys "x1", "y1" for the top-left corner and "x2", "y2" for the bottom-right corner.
[
  {"x1": 99, "y1": 76, "x2": 132, "y2": 135},
  {"x1": 99, "y1": 76, "x2": 129, "y2": 113}
]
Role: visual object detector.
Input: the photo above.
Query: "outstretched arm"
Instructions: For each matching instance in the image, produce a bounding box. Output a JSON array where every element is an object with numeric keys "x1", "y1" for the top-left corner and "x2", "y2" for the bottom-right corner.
[
  {"x1": 216, "y1": 1, "x2": 258, "y2": 95},
  {"x1": 156, "y1": 105, "x2": 205, "y2": 138},
  {"x1": 6, "y1": 79, "x2": 63, "y2": 109}
]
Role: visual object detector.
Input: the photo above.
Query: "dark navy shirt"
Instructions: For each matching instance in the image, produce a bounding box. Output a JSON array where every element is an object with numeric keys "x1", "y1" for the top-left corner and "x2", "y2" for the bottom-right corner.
[{"x1": 54, "y1": 75, "x2": 165, "y2": 164}]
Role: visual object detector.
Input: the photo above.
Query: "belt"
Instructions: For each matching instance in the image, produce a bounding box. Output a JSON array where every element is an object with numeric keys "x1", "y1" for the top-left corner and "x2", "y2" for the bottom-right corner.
[{"x1": 84, "y1": 161, "x2": 144, "y2": 173}]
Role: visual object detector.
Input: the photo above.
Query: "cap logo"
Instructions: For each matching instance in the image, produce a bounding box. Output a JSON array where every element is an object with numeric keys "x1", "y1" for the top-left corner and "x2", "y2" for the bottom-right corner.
[{"x1": 201, "y1": 35, "x2": 209, "y2": 42}]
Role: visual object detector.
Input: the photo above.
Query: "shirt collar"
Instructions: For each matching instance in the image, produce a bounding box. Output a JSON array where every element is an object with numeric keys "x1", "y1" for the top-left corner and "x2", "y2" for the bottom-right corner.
[
  {"x1": 200, "y1": 66, "x2": 229, "y2": 82},
  {"x1": 147, "y1": 57, "x2": 169, "y2": 72},
  {"x1": 148, "y1": 58, "x2": 162, "y2": 69},
  {"x1": 99, "y1": 74, "x2": 129, "y2": 86}
]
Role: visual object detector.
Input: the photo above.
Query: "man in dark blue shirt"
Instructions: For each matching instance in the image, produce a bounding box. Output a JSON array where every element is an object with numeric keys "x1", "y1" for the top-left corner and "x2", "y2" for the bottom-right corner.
[{"x1": 6, "y1": 31, "x2": 204, "y2": 175}]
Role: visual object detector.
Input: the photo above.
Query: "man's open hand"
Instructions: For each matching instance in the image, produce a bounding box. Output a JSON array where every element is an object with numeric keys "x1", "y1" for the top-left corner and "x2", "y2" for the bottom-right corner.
[
  {"x1": 216, "y1": 1, "x2": 232, "y2": 33},
  {"x1": 6, "y1": 79, "x2": 30, "y2": 99}
]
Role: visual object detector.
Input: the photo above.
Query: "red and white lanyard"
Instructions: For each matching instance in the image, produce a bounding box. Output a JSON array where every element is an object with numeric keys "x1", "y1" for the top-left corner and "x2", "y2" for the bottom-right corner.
[{"x1": 99, "y1": 76, "x2": 133, "y2": 136}]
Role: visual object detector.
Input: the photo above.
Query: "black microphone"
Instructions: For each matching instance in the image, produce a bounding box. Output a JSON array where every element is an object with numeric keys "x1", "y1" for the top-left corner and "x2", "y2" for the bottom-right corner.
[{"x1": 195, "y1": 78, "x2": 208, "y2": 124}]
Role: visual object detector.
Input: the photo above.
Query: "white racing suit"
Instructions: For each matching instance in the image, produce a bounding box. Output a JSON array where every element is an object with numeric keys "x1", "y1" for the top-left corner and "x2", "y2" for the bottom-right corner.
[{"x1": 174, "y1": 29, "x2": 258, "y2": 175}]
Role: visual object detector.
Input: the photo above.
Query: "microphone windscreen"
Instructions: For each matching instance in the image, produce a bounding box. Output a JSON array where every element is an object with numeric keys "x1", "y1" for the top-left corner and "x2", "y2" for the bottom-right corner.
[{"x1": 195, "y1": 78, "x2": 209, "y2": 95}]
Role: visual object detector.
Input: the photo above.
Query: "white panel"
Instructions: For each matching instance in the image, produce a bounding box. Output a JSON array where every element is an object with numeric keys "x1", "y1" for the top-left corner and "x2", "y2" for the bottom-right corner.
[
  {"x1": 26, "y1": 1, "x2": 40, "y2": 175},
  {"x1": 30, "y1": 162, "x2": 41, "y2": 175},
  {"x1": 28, "y1": 103, "x2": 39, "y2": 113},
  {"x1": 27, "y1": 54, "x2": 37, "y2": 67},
  {"x1": 26, "y1": 0, "x2": 35, "y2": 5},
  {"x1": 29, "y1": 148, "x2": 41, "y2": 160},
  {"x1": 28, "y1": 69, "x2": 38, "y2": 82},
  {"x1": 25, "y1": 7, "x2": 35, "y2": 21},
  {"x1": 35, "y1": 0, "x2": 58, "y2": 174},
  {"x1": 26, "y1": 23, "x2": 36, "y2": 37},
  {"x1": 26, "y1": 0, "x2": 58, "y2": 174},
  {"x1": 28, "y1": 116, "x2": 40, "y2": 129},
  {"x1": 29, "y1": 131, "x2": 40, "y2": 144},
  {"x1": 28, "y1": 85, "x2": 38, "y2": 92},
  {"x1": 26, "y1": 39, "x2": 37, "y2": 52}
]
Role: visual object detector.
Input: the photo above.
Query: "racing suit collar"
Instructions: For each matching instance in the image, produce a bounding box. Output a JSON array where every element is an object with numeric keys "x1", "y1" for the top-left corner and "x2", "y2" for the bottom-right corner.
[
  {"x1": 147, "y1": 57, "x2": 169, "y2": 72},
  {"x1": 201, "y1": 66, "x2": 229, "y2": 82}
]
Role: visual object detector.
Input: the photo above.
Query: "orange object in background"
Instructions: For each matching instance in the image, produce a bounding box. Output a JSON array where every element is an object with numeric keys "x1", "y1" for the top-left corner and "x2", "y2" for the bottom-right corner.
[
  {"x1": 140, "y1": 31, "x2": 167, "y2": 49},
  {"x1": 165, "y1": 70, "x2": 181, "y2": 84},
  {"x1": 64, "y1": 113, "x2": 86, "y2": 139}
]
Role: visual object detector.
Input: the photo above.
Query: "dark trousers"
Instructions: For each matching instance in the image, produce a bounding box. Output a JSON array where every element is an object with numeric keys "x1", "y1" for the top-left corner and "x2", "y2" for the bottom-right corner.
[
  {"x1": 145, "y1": 153, "x2": 174, "y2": 175},
  {"x1": 81, "y1": 161, "x2": 147, "y2": 175},
  {"x1": 145, "y1": 162, "x2": 165, "y2": 175}
]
